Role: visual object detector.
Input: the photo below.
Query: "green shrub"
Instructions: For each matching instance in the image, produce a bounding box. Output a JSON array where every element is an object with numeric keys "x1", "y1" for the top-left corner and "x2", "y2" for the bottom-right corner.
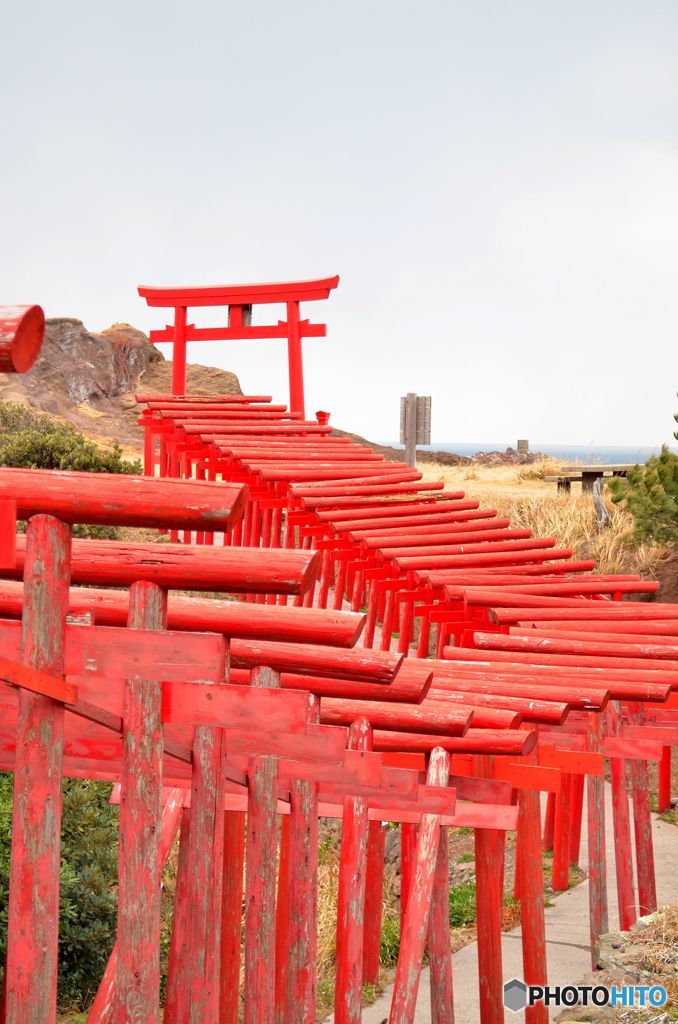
[
  {"x1": 448, "y1": 881, "x2": 477, "y2": 928},
  {"x1": 609, "y1": 445, "x2": 678, "y2": 544},
  {"x1": 380, "y1": 914, "x2": 401, "y2": 965},
  {"x1": 0, "y1": 401, "x2": 141, "y2": 475}
]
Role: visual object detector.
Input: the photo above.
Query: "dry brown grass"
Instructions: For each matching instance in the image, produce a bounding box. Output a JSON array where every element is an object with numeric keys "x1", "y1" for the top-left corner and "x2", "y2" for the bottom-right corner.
[{"x1": 418, "y1": 460, "x2": 670, "y2": 577}]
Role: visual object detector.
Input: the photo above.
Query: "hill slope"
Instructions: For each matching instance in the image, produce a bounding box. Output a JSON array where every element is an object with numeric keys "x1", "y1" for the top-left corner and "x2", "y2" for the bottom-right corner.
[{"x1": 0, "y1": 318, "x2": 242, "y2": 454}]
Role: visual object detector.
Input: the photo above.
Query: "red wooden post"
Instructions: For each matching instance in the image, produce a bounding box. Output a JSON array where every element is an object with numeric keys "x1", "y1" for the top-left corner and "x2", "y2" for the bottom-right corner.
[
  {"x1": 400, "y1": 822, "x2": 417, "y2": 927},
  {"x1": 568, "y1": 774, "x2": 585, "y2": 868},
  {"x1": 606, "y1": 702, "x2": 636, "y2": 932},
  {"x1": 475, "y1": 825, "x2": 506, "y2": 1024},
  {"x1": 115, "y1": 581, "x2": 167, "y2": 1024},
  {"x1": 184, "y1": 724, "x2": 227, "y2": 1020},
  {"x1": 427, "y1": 828, "x2": 454, "y2": 1024},
  {"x1": 244, "y1": 667, "x2": 280, "y2": 1024},
  {"x1": 474, "y1": 754, "x2": 506, "y2": 1024},
  {"x1": 335, "y1": 718, "x2": 372, "y2": 1024},
  {"x1": 586, "y1": 712, "x2": 608, "y2": 965},
  {"x1": 542, "y1": 793, "x2": 555, "y2": 852},
  {"x1": 172, "y1": 306, "x2": 188, "y2": 396},
  {"x1": 220, "y1": 811, "x2": 246, "y2": 1024},
  {"x1": 658, "y1": 747, "x2": 671, "y2": 813},
  {"x1": 363, "y1": 821, "x2": 386, "y2": 986},
  {"x1": 164, "y1": 808, "x2": 192, "y2": 1023},
  {"x1": 627, "y1": 704, "x2": 657, "y2": 916},
  {"x1": 287, "y1": 300, "x2": 304, "y2": 417},
  {"x1": 275, "y1": 816, "x2": 291, "y2": 1024},
  {"x1": 285, "y1": 696, "x2": 320, "y2": 1024},
  {"x1": 390, "y1": 747, "x2": 451, "y2": 1024},
  {"x1": 5, "y1": 514, "x2": 71, "y2": 1024},
  {"x1": 551, "y1": 774, "x2": 571, "y2": 891},
  {"x1": 87, "y1": 791, "x2": 184, "y2": 1024},
  {"x1": 516, "y1": 762, "x2": 547, "y2": 1024}
]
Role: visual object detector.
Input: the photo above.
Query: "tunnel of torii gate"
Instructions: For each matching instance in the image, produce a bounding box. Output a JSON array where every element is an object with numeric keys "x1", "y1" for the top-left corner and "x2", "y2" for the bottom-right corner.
[{"x1": 138, "y1": 276, "x2": 340, "y2": 416}]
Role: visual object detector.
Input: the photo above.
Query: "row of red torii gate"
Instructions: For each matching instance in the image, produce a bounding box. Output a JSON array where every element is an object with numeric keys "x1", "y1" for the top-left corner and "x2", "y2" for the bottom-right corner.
[{"x1": 0, "y1": 284, "x2": 676, "y2": 1024}]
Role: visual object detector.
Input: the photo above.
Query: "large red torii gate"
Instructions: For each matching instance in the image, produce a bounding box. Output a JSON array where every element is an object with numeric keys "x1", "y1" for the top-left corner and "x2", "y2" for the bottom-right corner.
[{"x1": 138, "y1": 276, "x2": 340, "y2": 415}]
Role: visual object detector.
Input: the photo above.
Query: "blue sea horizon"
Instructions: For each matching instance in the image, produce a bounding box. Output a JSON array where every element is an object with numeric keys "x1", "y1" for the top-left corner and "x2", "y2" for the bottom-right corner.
[{"x1": 384, "y1": 441, "x2": 678, "y2": 465}]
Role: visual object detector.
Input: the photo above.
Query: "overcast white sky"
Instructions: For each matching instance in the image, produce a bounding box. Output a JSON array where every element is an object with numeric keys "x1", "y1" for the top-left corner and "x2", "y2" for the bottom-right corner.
[{"x1": 1, "y1": 1, "x2": 676, "y2": 445}]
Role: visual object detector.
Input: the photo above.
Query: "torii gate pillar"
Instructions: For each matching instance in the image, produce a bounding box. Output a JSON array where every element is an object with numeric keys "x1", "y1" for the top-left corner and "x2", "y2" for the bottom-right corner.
[{"x1": 138, "y1": 277, "x2": 340, "y2": 416}]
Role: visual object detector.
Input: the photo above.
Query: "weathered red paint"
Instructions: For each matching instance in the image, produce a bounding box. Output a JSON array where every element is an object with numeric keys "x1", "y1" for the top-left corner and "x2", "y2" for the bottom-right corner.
[
  {"x1": 220, "y1": 810, "x2": 246, "y2": 1024},
  {"x1": 285, "y1": 695, "x2": 320, "y2": 1024},
  {"x1": 390, "y1": 747, "x2": 451, "y2": 1024},
  {"x1": 0, "y1": 305, "x2": 44, "y2": 373},
  {"x1": 362, "y1": 821, "x2": 386, "y2": 987},
  {"x1": 244, "y1": 667, "x2": 281, "y2": 1024},
  {"x1": 114, "y1": 581, "x2": 167, "y2": 1024},
  {"x1": 334, "y1": 718, "x2": 372, "y2": 1024},
  {"x1": 5, "y1": 514, "x2": 71, "y2": 1024},
  {"x1": 0, "y1": 467, "x2": 246, "y2": 531},
  {"x1": 10, "y1": 535, "x2": 320, "y2": 595},
  {"x1": 427, "y1": 827, "x2": 454, "y2": 1024}
]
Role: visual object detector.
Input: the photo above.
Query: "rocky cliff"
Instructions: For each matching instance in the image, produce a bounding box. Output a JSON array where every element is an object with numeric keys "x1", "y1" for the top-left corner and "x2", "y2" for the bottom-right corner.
[{"x1": 0, "y1": 318, "x2": 242, "y2": 454}]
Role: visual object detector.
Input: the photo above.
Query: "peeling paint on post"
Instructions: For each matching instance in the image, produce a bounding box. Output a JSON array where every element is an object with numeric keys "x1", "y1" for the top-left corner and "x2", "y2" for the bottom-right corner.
[
  {"x1": 244, "y1": 667, "x2": 281, "y2": 1024},
  {"x1": 5, "y1": 514, "x2": 71, "y2": 1024},
  {"x1": 285, "y1": 695, "x2": 320, "y2": 1024},
  {"x1": 586, "y1": 712, "x2": 608, "y2": 965},
  {"x1": 114, "y1": 580, "x2": 167, "y2": 1024},
  {"x1": 627, "y1": 703, "x2": 657, "y2": 916},
  {"x1": 220, "y1": 811, "x2": 246, "y2": 1024},
  {"x1": 164, "y1": 807, "x2": 192, "y2": 1023},
  {"x1": 606, "y1": 702, "x2": 636, "y2": 932},
  {"x1": 363, "y1": 821, "x2": 387, "y2": 987},
  {"x1": 516, "y1": 748, "x2": 547, "y2": 1024},
  {"x1": 185, "y1": 724, "x2": 227, "y2": 1022},
  {"x1": 428, "y1": 828, "x2": 454, "y2": 1024},
  {"x1": 474, "y1": 755, "x2": 506, "y2": 1024},
  {"x1": 390, "y1": 747, "x2": 451, "y2": 1024},
  {"x1": 334, "y1": 718, "x2": 372, "y2": 1024},
  {"x1": 87, "y1": 790, "x2": 184, "y2": 1024},
  {"x1": 400, "y1": 822, "x2": 417, "y2": 928},
  {"x1": 275, "y1": 816, "x2": 291, "y2": 1024}
]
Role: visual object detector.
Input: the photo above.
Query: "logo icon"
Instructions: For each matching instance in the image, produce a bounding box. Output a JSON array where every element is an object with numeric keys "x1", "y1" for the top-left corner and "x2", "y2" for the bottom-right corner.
[{"x1": 504, "y1": 979, "x2": 528, "y2": 1013}]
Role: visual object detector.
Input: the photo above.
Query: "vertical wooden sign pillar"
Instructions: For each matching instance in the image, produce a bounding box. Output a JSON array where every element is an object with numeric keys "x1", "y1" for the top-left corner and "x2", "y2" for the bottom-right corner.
[
  {"x1": 5, "y1": 514, "x2": 71, "y2": 1024},
  {"x1": 400, "y1": 394, "x2": 432, "y2": 469}
]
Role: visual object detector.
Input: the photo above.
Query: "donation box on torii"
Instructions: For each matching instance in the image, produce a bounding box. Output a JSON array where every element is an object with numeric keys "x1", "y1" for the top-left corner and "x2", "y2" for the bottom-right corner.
[{"x1": 138, "y1": 276, "x2": 340, "y2": 416}]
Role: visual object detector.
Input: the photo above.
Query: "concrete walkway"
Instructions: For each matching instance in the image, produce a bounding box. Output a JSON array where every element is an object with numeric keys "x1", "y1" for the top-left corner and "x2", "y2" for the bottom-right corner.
[{"x1": 353, "y1": 786, "x2": 678, "y2": 1023}]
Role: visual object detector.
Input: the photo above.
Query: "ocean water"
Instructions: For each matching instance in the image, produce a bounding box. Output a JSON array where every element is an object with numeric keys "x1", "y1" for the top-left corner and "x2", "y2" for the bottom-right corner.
[{"x1": 386, "y1": 442, "x2": 678, "y2": 464}]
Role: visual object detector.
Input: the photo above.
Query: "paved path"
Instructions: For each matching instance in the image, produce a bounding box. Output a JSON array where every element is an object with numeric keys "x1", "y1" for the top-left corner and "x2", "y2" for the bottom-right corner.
[{"x1": 351, "y1": 786, "x2": 678, "y2": 1023}]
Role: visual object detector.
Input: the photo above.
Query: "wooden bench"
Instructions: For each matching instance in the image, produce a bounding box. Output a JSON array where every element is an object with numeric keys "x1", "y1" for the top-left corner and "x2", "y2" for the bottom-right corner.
[{"x1": 545, "y1": 463, "x2": 635, "y2": 494}]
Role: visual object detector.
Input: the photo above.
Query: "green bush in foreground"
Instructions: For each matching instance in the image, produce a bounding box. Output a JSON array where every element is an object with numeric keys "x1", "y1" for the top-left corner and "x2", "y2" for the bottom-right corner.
[{"x1": 609, "y1": 445, "x2": 678, "y2": 544}]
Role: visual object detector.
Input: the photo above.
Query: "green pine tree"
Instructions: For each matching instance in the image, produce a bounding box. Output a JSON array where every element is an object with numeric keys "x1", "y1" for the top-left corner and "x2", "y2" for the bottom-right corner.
[{"x1": 609, "y1": 396, "x2": 678, "y2": 544}]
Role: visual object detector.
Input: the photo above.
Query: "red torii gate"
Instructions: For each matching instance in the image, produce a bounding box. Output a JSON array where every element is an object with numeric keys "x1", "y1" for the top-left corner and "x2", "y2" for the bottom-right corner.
[{"x1": 138, "y1": 277, "x2": 340, "y2": 414}]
